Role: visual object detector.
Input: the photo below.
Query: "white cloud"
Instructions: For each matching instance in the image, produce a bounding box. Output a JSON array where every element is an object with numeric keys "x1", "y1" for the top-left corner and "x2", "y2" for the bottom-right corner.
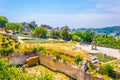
[
  {"x1": 8, "y1": 13, "x2": 120, "y2": 28},
  {"x1": 4, "y1": 0, "x2": 120, "y2": 28},
  {"x1": 94, "y1": 0, "x2": 120, "y2": 13}
]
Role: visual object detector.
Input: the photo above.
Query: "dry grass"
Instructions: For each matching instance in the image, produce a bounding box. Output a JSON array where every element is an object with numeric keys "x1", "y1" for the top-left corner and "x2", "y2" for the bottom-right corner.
[
  {"x1": 102, "y1": 60, "x2": 120, "y2": 72},
  {"x1": 40, "y1": 43, "x2": 90, "y2": 59},
  {"x1": 16, "y1": 42, "x2": 90, "y2": 59},
  {"x1": 26, "y1": 65, "x2": 69, "y2": 80}
]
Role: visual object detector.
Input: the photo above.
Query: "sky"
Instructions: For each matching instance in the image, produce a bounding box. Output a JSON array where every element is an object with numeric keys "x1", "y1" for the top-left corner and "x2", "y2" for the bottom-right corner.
[{"x1": 0, "y1": 0, "x2": 120, "y2": 28}]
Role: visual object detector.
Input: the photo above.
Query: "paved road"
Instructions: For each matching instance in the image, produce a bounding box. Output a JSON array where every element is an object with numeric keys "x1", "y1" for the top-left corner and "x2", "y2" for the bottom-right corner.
[{"x1": 76, "y1": 44, "x2": 120, "y2": 59}]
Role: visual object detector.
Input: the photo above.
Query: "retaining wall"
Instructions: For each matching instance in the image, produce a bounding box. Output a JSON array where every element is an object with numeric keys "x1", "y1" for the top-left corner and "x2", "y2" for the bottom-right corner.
[{"x1": 39, "y1": 55, "x2": 104, "y2": 80}]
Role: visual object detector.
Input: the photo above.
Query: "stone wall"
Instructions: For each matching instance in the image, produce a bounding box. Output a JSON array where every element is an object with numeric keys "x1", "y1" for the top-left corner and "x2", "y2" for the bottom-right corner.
[
  {"x1": 39, "y1": 55, "x2": 79, "y2": 79},
  {"x1": 39, "y1": 55, "x2": 104, "y2": 80},
  {"x1": 9, "y1": 51, "x2": 104, "y2": 80},
  {"x1": 8, "y1": 50, "x2": 39, "y2": 65}
]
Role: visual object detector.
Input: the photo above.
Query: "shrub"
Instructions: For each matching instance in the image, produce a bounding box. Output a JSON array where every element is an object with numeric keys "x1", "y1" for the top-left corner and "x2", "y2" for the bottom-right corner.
[
  {"x1": 88, "y1": 60, "x2": 95, "y2": 69},
  {"x1": 74, "y1": 55, "x2": 83, "y2": 65},
  {"x1": 2, "y1": 37, "x2": 6, "y2": 42},
  {"x1": 22, "y1": 32, "x2": 28, "y2": 35},
  {"x1": 97, "y1": 69, "x2": 106, "y2": 75},
  {"x1": 0, "y1": 59, "x2": 54, "y2": 80},
  {"x1": 105, "y1": 64, "x2": 113, "y2": 76},
  {"x1": 0, "y1": 59, "x2": 21, "y2": 79},
  {"x1": 21, "y1": 38, "x2": 33, "y2": 40},
  {"x1": 95, "y1": 53, "x2": 116, "y2": 62},
  {"x1": 55, "y1": 52, "x2": 61, "y2": 60},
  {"x1": 36, "y1": 46, "x2": 46, "y2": 53},
  {"x1": 0, "y1": 48, "x2": 14, "y2": 53},
  {"x1": 7, "y1": 48, "x2": 14, "y2": 53},
  {"x1": 97, "y1": 64, "x2": 114, "y2": 76},
  {"x1": 8, "y1": 39, "x2": 14, "y2": 44},
  {"x1": 2, "y1": 42, "x2": 9, "y2": 48},
  {"x1": 15, "y1": 42, "x2": 20, "y2": 49}
]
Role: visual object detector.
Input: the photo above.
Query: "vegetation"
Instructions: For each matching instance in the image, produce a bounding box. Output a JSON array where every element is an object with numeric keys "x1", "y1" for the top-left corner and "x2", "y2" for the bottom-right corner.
[
  {"x1": 96, "y1": 64, "x2": 115, "y2": 78},
  {"x1": 35, "y1": 46, "x2": 46, "y2": 53},
  {"x1": 31, "y1": 27, "x2": 47, "y2": 38},
  {"x1": 5, "y1": 22, "x2": 24, "y2": 34},
  {"x1": 105, "y1": 64, "x2": 114, "y2": 75},
  {"x1": 0, "y1": 16, "x2": 8, "y2": 29},
  {"x1": 0, "y1": 16, "x2": 120, "y2": 79},
  {"x1": 77, "y1": 26, "x2": 120, "y2": 34},
  {"x1": 55, "y1": 52, "x2": 61, "y2": 60},
  {"x1": 94, "y1": 53, "x2": 116, "y2": 62},
  {"x1": 5, "y1": 23, "x2": 23, "y2": 33},
  {"x1": 72, "y1": 29, "x2": 95, "y2": 43},
  {"x1": 74, "y1": 55, "x2": 83, "y2": 65},
  {"x1": 49, "y1": 30, "x2": 60, "y2": 39},
  {"x1": 60, "y1": 26, "x2": 72, "y2": 41},
  {"x1": 0, "y1": 60, "x2": 70, "y2": 80},
  {"x1": 96, "y1": 34, "x2": 120, "y2": 49},
  {"x1": 28, "y1": 23, "x2": 35, "y2": 30}
]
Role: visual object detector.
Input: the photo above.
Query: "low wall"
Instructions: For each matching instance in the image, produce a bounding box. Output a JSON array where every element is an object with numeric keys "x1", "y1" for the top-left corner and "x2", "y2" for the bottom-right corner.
[
  {"x1": 39, "y1": 55, "x2": 104, "y2": 80},
  {"x1": 39, "y1": 55, "x2": 79, "y2": 79},
  {"x1": 8, "y1": 51, "x2": 104, "y2": 80},
  {"x1": 8, "y1": 50, "x2": 39, "y2": 65},
  {"x1": 26, "y1": 56, "x2": 39, "y2": 66}
]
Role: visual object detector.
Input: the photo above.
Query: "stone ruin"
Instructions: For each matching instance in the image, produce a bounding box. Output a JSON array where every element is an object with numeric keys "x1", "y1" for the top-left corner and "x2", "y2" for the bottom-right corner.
[
  {"x1": 90, "y1": 55, "x2": 99, "y2": 64},
  {"x1": 82, "y1": 60, "x2": 88, "y2": 72},
  {"x1": 91, "y1": 40, "x2": 97, "y2": 50}
]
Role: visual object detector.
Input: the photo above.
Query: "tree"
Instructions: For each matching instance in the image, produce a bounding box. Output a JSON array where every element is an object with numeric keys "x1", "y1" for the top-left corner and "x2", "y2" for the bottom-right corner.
[
  {"x1": 0, "y1": 16, "x2": 8, "y2": 29},
  {"x1": 60, "y1": 26, "x2": 72, "y2": 41},
  {"x1": 28, "y1": 23, "x2": 35, "y2": 30},
  {"x1": 15, "y1": 23, "x2": 24, "y2": 32},
  {"x1": 5, "y1": 23, "x2": 24, "y2": 34},
  {"x1": 49, "y1": 30, "x2": 60, "y2": 39},
  {"x1": 31, "y1": 27, "x2": 47, "y2": 38},
  {"x1": 41, "y1": 24, "x2": 53, "y2": 29},
  {"x1": 72, "y1": 31, "x2": 82, "y2": 41},
  {"x1": 82, "y1": 29, "x2": 95, "y2": 43}
]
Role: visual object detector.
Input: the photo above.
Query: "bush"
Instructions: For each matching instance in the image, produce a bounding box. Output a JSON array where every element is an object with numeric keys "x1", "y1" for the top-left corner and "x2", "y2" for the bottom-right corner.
[
  {"x1": 2, "y1": 42, "x2": 9, "y2": 48},
  {"x1": 21, "y1": 38, "x2": 33, "y2": 40},
  {"x1": 95, "y1": 53, "x2": 116, "y2": 62},
  {"x1": 55, "y1": 52, "x2": 61, "y2": 60},
  {"x1": 8, "y1": 39, "x2": 14, "y2": 44},
  {"x1": 2, "y1": 37, "x2": 6, "y2": 42},
  {"x1": 97, "y1": 69, "x2": 106, "y2": 75},
  {"x1": 22, "y1": 32, "x2": 28, "y2": 35},
  {"x1": 0, "y1": 59, "x2": 21, "y2": 79},
  {"x1": 7, "y1": 48, "x2": 14, "y2": 53},
  {"x1": 74, "y1": 55, "x2": 83, "y2": 65},
  {"x1": 0, "y1": 48, "x2": 6, "y2": 53},
  {"x1": 0, "y1": 48, "x2": 14, "y2": 53},
  {"x1": 34, "y1": 46, "x2": 46, "y2": 53},
  {"x1": 97, "y1": 64, "x2": 114, "y2": 76},
  {"x1": 0, "y1": 59, "x2": 54, "y2": 80},
  {"x1": 88, "y1": 60, "x2": 95, "y2": 69},
  {"x1": 15, "y1": 42, "x2": 20, "y2": 49},
  {"x1": 37, "y1": 46, "x2": 46, "y2": 52},
  {"x1": 105, "y1": 64, "x2": 113, "y2": 76}
]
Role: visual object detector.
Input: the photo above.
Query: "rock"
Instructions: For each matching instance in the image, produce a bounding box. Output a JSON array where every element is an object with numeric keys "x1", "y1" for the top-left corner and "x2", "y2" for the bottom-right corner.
[
  {"x1": 90, "y1": 55, "x2": 99, "y2": 64},
  {"x1": 82, "y1": 60, "x2": 88, "y2": 72}
]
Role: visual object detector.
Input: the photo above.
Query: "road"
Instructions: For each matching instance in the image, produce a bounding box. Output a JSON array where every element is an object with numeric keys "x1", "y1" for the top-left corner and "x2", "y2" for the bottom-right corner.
[{"x1": 76, "y1": 44, "x2": 120, "y2": 59}]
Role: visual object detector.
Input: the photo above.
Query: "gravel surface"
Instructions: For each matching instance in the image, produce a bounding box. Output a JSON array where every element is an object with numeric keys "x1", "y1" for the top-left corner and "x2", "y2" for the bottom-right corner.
[{"x1": 76, "y1": 44, "x2": 120, "y2": 59}]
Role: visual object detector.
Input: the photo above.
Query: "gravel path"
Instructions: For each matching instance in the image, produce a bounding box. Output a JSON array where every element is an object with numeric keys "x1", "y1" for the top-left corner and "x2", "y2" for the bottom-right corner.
[{"x1": 76, "y1": 44, "x2": 120, "y2": 59}]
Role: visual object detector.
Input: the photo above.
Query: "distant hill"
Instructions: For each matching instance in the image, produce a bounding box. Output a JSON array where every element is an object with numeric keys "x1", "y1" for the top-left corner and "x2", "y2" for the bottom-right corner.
[{"x1": 77, "y1": 26, "x2": 120, "y2": 35}]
